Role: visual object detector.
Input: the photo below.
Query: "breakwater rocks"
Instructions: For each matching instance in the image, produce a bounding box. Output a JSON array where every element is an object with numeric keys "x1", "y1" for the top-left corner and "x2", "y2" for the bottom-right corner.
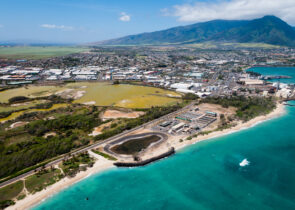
[{"x1": 114, "y1": 147, "x2": 175, "y2": 167}]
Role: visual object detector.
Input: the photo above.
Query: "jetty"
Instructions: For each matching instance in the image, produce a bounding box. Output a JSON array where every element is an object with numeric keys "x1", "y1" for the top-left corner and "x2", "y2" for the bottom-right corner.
[
  {"x1": 114, "y1": 147, "x2": 175, "y2": 167},
  {"x1": 261, "y1": 75, "x2": 292, "y2": 80}
]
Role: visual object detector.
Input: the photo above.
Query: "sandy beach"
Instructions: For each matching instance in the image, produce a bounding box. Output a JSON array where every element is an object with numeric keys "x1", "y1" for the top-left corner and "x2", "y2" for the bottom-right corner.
[
  {"x1": 8, "y1": 155, "x2": 115, "y2": 210},
  {"x1": 8, "y1": 103, "x2": 285, "y2": 210},
  {"x1": 172, "y1": 102, "x2": 285, "y2": 151}
]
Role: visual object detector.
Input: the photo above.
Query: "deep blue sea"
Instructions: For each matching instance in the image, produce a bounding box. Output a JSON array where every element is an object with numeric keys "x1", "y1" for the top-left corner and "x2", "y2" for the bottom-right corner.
[
  {"x1": 34, "y1": 67, "x2": 295, "y2": 210},
  {"x1": 247, "y1": 67, "x2": 295, "y2": 84}
]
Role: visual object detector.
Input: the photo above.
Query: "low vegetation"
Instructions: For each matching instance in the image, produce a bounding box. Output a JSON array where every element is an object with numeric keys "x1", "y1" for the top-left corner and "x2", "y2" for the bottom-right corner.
[
  {"x1": 8, "y1": 96, "x2": 30, "y2": 104},
  {"x1": 182, "y1": 93, "x2": 199, "y2": 101},
  {"x1": 94, "y1": 103, "x2": 185, "y2": 141},
  {"x1": 92, "y1": 149, "x2": 117, "y2": 161},
  {"x1": 0, "y1": 181, "x2": 23, "y2": 209},
  {"x1": 60, "y1": 152, "x2": 95, "y2": 177},
  {"x1": 0, "y1": 106, "x2": 101, "y2": 179},
  {"x1": 200, "y1": 96, "x2": 276, "y2": 121},
  {"x1": 0, "y1": 95, "x2": 72, "y2": 122},
  {"x1": 0, "y1": 88, "x2": 184, "y2": 181},
  {"x1": 25, "y1": 168, "x2": 63, "y2": 194},
  {"x1": 111, "y1": 135, "x2": 161, "y2": 155}
]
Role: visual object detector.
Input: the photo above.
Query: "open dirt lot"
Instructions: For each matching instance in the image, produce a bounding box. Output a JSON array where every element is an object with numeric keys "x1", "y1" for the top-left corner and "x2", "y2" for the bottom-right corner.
[{"x1": 102, "y1": 109, "x2": 145, "y2": 120}]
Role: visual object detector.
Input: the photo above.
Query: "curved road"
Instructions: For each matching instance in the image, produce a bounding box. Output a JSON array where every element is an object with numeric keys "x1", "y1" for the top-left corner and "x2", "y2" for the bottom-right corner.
[{"x1": 0, "y1": 102, "x2": 194, "y2": 188}]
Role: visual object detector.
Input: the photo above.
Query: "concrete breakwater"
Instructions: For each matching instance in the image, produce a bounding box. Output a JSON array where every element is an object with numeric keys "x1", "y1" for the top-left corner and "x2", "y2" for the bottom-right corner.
[{"x1": 114, "y1": 147, "x2": 175, "y2": 167}]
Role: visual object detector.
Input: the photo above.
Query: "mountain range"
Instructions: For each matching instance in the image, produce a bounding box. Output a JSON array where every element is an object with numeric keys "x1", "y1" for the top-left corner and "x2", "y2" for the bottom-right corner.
[{"x1": 96, "y1": 16, "x2": 295, "y2": 47}]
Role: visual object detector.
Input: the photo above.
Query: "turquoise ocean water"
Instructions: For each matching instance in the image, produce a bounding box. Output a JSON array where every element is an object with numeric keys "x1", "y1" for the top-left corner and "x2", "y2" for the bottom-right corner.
[
  {"x1": 34, "y1": 68, "x2": 295, "y2": 210},
  {"x1": 247, "y1": 67, "x2": 295, "y2": 84},
  {"x1": 33, "y1": 102, "x2": 295, "y2": 210}
]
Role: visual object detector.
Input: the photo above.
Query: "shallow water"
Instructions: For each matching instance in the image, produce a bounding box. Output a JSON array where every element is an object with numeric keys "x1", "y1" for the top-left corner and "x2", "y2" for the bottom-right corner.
[
  {"x1": 33, "y1": 67, "x2": 295, "y2": 209},
  {"x1": 33, "y1": 101, "x2": 295, "y2": 210},
  {"x1": 247, "y1": 67, "x2": 295, "y2": 84}
]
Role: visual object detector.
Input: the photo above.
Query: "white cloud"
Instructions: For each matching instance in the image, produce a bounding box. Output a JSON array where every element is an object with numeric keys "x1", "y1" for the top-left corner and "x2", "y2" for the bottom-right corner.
[
  {"x1": 165, "y1": 0, "x2": 295, "y2": 25},
  {"x1": 0, "y1": 24, "x2": 3, "y2": 28},
  {"x1": 40, "y1": 24, "x2": 74, "y2": 30},
  {"x1": 119, "y1": 12, "x2": 131, "y2": 22}
]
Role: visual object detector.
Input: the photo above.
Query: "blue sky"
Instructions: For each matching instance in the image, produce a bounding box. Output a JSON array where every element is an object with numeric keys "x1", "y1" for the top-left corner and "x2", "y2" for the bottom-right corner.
[{"x1": 0, "y1": 0, "x2": 294, "y2": 44}]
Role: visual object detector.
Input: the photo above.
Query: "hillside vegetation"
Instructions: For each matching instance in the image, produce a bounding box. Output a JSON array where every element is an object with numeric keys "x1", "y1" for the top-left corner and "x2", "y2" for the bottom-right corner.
[{"x1": 98, "y1": 16, "x2": 295, "y2": 47}]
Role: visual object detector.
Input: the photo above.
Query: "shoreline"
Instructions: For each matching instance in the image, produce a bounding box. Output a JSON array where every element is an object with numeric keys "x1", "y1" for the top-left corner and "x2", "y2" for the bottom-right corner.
[
  {"x1": 8, "y1": 103, "x2": 286, "y2": 210},
  {"x1": 173, "y1": 102, "x2": 286, "y2": 152},
  {"x1": 7, "y1": 156, "x2": 115, "y2": 210}
]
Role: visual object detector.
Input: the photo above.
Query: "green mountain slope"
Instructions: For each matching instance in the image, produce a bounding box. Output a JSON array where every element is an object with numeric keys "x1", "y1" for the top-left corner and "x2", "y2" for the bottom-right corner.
[{"x1": 96, "y1": 16, "x2": 295, "y2": 47}]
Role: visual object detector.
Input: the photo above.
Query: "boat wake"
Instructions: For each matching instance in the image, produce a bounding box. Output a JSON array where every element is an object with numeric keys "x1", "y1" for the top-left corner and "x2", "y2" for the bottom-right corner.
[{"x1": 239, "y1": 159, "x2": 250, "y2": 167}]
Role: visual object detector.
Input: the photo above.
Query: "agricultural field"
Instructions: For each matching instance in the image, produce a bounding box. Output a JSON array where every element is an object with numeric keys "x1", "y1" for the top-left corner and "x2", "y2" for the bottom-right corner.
[{"x1": 0, "y1": 46, "x2": 89, "y2": 59}]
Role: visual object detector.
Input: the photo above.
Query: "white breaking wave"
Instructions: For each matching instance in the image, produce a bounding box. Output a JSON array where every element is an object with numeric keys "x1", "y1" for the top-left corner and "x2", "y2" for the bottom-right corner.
[{"x1": 239, "y1": 159, "x2": 250, "y2": 167}]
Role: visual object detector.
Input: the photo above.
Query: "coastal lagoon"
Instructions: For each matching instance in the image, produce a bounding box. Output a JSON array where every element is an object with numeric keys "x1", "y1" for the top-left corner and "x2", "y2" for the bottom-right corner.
[{"x1": 33, "y1": 101, "x2": 295, "y2": 210}]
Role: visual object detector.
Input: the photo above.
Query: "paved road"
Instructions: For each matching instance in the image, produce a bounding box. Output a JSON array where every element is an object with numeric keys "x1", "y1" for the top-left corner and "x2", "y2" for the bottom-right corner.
[{"x1": 0, "y1": 102, "x2": 194, "y2": 188}]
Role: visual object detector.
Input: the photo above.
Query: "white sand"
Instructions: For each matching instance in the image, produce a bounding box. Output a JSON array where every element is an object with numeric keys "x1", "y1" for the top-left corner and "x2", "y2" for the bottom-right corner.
[
  {"x1": 8, "y1": 157, "x2": 114, "y2": 210},
  {"x1": 8, "y1": 103, "x2": 285, "y2": 210}
]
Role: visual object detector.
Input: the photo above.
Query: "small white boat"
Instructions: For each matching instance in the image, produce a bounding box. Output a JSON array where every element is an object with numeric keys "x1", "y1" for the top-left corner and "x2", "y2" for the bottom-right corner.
[{"x1": 239, "y1": 159, "x2": 250, "y2": 167}]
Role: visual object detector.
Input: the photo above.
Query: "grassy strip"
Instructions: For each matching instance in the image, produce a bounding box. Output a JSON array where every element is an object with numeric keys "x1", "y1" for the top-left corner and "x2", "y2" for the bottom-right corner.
[
  {"x1": 92, "y1": 149, "x2": 117, "y2": 161},
  {"x1": 25, "y1": 168, "x2": 63, "y2": 194},
  {"x1": 0, "y1": 180, "x2": 23, "y2": 202},
  {"x1": 0, "y1": 180, "x2": 24, "y2": 209}
]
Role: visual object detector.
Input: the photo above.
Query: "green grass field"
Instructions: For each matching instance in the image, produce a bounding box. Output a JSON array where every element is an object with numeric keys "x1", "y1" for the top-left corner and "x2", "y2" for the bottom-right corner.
[
  {"x1": 25, "y1": 168, "x2": 62, "y2": 194},
  {"x1": 0, "y1": 46, "x2": 89, "y2": 59},
  {"x1": 0, "y1": 181, "x2": 24, "y2": 202}
]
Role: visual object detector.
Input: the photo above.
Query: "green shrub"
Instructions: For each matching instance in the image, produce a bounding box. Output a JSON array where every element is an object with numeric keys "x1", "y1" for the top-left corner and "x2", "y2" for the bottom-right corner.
[{"x1": 8, "y1": 96, "x2": 29, "y2": 104}]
